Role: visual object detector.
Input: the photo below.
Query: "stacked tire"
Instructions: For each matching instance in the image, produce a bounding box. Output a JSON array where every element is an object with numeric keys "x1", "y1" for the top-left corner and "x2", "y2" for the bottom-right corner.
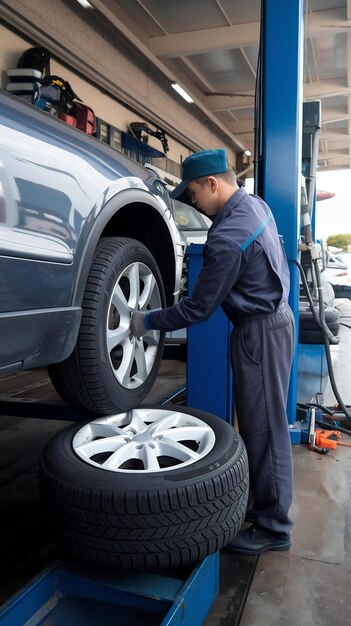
[
  {"x1": 40, "y1": 406, "x2": 249, "y2": 571},
  {"x1": 299, "y1": 300, "x2": 340, "y2": 344}
]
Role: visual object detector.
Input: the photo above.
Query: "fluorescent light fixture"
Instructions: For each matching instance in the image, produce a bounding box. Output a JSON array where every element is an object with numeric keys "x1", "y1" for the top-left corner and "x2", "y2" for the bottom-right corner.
[
  {"x1": 171, "y1": 83, "x2": 194, "y2": 103},
  {"x1": 76, "y1": 0, "x2": 94, "y2": 8},
  {"x1": 244, "y1": 150, "x2": 251, "y2": 157}
]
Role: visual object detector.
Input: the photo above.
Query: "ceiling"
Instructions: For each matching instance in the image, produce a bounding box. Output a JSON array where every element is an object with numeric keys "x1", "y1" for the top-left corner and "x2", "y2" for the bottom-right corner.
[{"x1": 88, "y1": 0, "x2": 351, "y2": 172}]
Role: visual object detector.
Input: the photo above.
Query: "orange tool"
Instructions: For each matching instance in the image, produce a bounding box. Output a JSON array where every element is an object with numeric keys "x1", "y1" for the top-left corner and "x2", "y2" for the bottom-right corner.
[
  {"x1": 314, "y1": 429, "x2": 341, "y2": 450},
  {"x1": 314, "y1": 429, "x2": 351, "y2": 449},
  {"x1": 308, "y1": 409, "x2": 351, "y2": 452}
]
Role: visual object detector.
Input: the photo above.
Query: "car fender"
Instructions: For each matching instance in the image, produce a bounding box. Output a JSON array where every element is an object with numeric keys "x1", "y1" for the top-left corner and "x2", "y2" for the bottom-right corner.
[{"x1": 72, "y1": 182, "x2": 184, "y2": 306}]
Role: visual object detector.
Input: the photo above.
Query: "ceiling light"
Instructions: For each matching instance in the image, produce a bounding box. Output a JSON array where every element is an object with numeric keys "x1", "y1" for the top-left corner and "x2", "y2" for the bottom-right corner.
[
  {"x1": 171, "y1": 83, "x2": 194, "y2": 103},
  {"x1": 76, "y1": 0, "x2": 94, "y2": 8},
  {"x1": 244, "y1": 150, "x2": 251, "y2": 157}
]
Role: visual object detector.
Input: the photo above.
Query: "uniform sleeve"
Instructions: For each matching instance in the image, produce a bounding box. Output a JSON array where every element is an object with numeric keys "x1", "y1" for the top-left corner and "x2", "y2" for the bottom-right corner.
[{"x1": 147, "y1": 236, "x2": 242, "y2": 331}]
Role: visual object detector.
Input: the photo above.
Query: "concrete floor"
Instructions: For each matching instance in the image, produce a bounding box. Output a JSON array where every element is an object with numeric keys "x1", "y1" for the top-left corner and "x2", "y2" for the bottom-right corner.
[
  {"x1": 0, "y1": 301, "x2": 351, "y2": 624},
  {"x1": 205, "y1": 298, "x2": 351, "y2": 626}
]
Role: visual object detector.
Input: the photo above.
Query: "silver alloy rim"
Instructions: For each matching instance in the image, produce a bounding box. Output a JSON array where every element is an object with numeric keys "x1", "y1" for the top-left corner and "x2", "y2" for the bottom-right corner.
[
  {"x1": 106, "y1": 261, "x2": 162, "y2": 389},
  {"x1": 72, "y1": 409, "x2": 216, "y2": 473}
]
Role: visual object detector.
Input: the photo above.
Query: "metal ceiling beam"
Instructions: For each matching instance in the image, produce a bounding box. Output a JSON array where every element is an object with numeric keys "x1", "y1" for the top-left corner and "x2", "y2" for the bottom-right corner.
[
  {"x1": 226, "y1": 120, "x2": 254, "y2": 134},
  {"x1": 88, "y1": 0, "x2": 246, "y2": 151},
  {"x1": 202, "y1": 79, "x2": 351, "y2": 114},
  {"x1": 223, "y1": 104, "x2": 256, "y2": 113},
  {"x1": 321, "y1": 109, "x2": 351, "y2": 123},
  {"x1": 320, "y1": 138, "x2": 350, "y2": 149},
  {"x1": 149, "y1": 21, "x2": 260, "y2": 57},
  {"x1": 309, "y1": 5, "x2": 351, "y2": 38},
  {"x1": 318, "y1": 153, "x2": 350, "y2": 161},
  {"x1": 239, "y1": 47, "x2": 257, "y2": 78},
  {"x1": 149, "y1": 8, "x2": 349, "y2": 58},
  {"x1": 136, "y1": 0, "x2": 168, "y2": 35},
  {"x1": 202, "y1": 93, "x2": 255, "y2": 112},
  {"x1": 317, "y1": 163, "x2": 349, "y2": 170},
  {"x1": 179, "y1": 56, "x2": 216, "y2": 93},
  {"x1": 320, "y1": 130, "x2": 350, "y2": 140},
  {"x1": 305, "y1": 77, "x2": 351, "y2": 98}
]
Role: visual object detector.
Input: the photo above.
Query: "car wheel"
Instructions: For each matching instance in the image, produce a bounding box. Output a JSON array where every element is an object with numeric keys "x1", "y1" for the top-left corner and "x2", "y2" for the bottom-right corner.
[
  {"x1": 48, "y1": 237, "x2": 165, "y2": 413},
  {"x1": 39, "y1": 406, "x2": 249, "y2": 571}
]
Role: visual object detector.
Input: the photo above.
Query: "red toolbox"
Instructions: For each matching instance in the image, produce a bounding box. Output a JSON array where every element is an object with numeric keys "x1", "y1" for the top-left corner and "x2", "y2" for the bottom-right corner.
[
  {"x1": 76, "y1": 104, "x2": 95, "y2": 135},
  {"x1": 58, "y1": 112, "x2": 77, "y2": 127}
]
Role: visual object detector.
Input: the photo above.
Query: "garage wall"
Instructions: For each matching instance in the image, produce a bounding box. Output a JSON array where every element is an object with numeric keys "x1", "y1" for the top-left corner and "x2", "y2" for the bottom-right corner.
[
  {"x1": 0, "y1": 24, "x2": 188, "y2": 163},
  {"x1": 0, "y1": 1, "x2": 238, "y2": 168}
]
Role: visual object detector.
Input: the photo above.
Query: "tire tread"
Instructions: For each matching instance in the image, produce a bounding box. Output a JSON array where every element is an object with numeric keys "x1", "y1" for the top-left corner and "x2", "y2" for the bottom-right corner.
[{"x1": 40, "y1": 435, "x2": 249, "y2": 571}]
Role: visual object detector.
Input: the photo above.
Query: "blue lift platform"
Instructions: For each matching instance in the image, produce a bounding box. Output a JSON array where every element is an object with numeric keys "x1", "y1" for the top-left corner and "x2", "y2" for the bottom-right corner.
[{"x1": 0, "y1": 555, "x2": 219, "y2": 626}]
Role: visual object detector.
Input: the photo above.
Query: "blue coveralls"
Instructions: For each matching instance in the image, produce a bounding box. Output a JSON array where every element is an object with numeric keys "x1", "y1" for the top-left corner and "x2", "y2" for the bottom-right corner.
[{"x1": 147, "y1": 187, "x2": 295, "y2": 536}]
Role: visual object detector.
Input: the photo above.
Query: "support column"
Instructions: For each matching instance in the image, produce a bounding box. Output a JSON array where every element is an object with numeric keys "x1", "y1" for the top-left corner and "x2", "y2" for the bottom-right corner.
[{"x1": 260, "y1": 0, "x2": 304, "y2": 428}]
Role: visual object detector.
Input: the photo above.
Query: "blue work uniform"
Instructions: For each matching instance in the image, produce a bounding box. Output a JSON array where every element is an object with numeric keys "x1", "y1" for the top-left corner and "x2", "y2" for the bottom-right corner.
[{"x1": 147, "y1": 187, "x2": 295, "y2": 536}]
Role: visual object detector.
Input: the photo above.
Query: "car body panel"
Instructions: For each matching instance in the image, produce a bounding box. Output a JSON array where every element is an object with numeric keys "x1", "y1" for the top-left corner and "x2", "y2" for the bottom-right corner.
[{"x1": 0, "y1": 90, "x2": 183, "y2": 372}]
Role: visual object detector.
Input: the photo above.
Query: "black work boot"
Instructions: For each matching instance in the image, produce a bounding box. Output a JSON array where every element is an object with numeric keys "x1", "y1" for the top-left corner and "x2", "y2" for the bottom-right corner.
[{"x1": 225, "y1": 524, "x2": 292, "y2": 555}]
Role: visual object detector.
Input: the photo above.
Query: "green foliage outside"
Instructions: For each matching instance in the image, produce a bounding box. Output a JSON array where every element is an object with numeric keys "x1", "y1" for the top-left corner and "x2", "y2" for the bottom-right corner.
[{"x1": 326, "y1": 234, "x2": 351, "y2": 250}]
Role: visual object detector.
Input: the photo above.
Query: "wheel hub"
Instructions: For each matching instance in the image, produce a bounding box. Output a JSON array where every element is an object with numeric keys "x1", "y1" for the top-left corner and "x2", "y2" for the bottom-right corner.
[
  {"x1": 106, "y1": 261, "x2": 162, "y2": 390},
  {"x1": 132, "y1": 433, "x2": 155, "y2": 443},
  {"x1": 72, "y1": 408, "x2": 216, "y2": 473}
]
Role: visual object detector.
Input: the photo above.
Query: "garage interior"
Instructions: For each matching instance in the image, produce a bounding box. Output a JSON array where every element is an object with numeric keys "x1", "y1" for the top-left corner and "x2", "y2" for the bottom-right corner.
[{"x1": 1, "y1": 1, "x2": 351, "y2": 625}]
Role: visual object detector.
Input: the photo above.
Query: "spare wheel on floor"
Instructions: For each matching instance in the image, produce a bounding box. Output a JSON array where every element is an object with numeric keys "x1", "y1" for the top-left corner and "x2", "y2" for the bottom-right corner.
[{"x1": 40, "y1": 406, "x2": 249, "y2": 571}]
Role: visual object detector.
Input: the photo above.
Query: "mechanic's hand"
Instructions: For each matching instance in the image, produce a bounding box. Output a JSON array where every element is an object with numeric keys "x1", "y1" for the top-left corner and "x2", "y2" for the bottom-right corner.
[{"x1": 130, "y1": 311, "x2": 147, "y2": 338}]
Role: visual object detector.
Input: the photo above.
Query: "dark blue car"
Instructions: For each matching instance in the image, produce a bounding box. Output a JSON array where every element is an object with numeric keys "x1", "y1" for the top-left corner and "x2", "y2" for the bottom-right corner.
[{"x1": 0, "y1": 89, "x2": 183, "y2": 413}]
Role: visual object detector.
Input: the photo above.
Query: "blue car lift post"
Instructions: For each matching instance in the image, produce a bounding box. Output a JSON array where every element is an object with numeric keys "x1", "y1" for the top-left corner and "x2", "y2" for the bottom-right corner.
[
  {"x1": 0, "y1": 1, "x2": 305, "y2": 624},
  {"x1": 260, "y1": 0, "x2": 304, "y2": 443}
]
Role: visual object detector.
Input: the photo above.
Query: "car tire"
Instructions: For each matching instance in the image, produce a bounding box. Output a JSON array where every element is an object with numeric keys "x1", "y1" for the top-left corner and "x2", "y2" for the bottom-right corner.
[
  {"x1": 299, "y1": 305, "x2": 340, "y2": 343},
  {"x1": 39, "y1": 406, "x2": 249, "y2": 571},
  {"x1": 48, "y1": 237, "x2": 165, "y2": 414}
]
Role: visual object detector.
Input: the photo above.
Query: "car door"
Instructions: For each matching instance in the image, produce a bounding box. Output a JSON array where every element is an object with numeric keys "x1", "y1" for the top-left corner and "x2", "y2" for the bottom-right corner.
[{"x1": 0, "y1": 143, "x2": 75, "y2": 313}]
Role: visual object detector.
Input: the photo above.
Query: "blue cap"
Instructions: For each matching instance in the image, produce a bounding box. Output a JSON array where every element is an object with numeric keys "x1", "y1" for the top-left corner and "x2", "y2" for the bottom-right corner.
[{"x1": 170, "y1": 149, "x2": 229, "y2": 199}]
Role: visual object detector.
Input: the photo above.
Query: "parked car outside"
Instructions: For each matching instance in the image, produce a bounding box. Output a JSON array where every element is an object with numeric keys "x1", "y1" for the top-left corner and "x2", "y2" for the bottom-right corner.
[
  {"x1": 323, "y1": 249, "x2": 349, "y2": 282},
  {"x1": 0, "y1": 89, "x2": 183, "y2": 413},
  {"x1": 173, "y1": 199, "x2": 212, "y2": 247},
  {"x1": 323, "y1": 251, "x2": 351, "y2": 299}
]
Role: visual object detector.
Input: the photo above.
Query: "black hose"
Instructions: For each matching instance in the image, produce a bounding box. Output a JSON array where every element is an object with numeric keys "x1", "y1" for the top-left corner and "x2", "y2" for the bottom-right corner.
[
  {"x1": 340, "y1": 322, "x2": 351, "y2": 329},
  {"x1": 321, "y1": 327, "x2": 351, "y2": 420},
  {"x1": 313, "y1": 258, "x2": 339, "y2": 345},
  {"x1": 297, "y1": 401, "x2": 334, "y2": 416},
  {"x1": 293, "y1": 259, "x2": 351, "y2": 422},
  {"x1": 315, "y1": 419, "x2": 351, "y2": 436},
  {"x1": 295, "y1": 259, "x2": 338, "y2": 343},
  {"x1": 295, "y1": 259, "x2": 320, "y2": 324},
  {"x1": 298, "y1": 402, "x2": 351, "y2": 433}
]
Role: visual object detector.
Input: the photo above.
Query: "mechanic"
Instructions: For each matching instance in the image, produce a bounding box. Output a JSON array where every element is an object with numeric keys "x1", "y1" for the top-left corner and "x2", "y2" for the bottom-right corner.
[{"x1": 130, "y1": 149, "x2": 295, "y2": 555}]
